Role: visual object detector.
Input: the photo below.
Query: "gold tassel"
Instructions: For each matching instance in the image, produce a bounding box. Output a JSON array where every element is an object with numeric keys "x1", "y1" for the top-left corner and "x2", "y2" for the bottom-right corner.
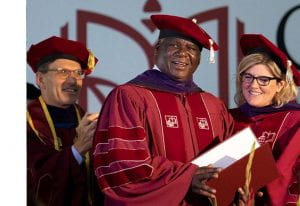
[
  {"x1": 209, "y1": 39, "x2": 215, "y2": 64},
  {"x1": 244, "y1": 141, "x2": 256, "y2": 206},
  {"x1": 87, "y1": 49, "x2": 95, "y2": 73},
  {"x1": 297, "y1": 195, "x2": 300, "y2": 206}
]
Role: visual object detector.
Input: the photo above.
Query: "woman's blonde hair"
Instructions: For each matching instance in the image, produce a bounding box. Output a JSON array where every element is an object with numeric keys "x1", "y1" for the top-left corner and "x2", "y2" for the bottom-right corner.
[{"x1": 234, "y1": 53, "x2": 298, "y2": 107}]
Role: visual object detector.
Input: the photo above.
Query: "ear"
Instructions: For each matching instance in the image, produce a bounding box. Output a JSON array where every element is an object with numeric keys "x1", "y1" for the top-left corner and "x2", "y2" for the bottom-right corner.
[
  {"x1": 36, "y1": 72, "x2": 45, "y2": 90},
  {"x1": 197, "y1": 52, "x2": 201, "y2": 65},
  {"x1": 154, "y1": 41, "x2": 160, "y2": 57},
  {"x1": 276, "y1": 80, "x2": 285, "y2": 93}
]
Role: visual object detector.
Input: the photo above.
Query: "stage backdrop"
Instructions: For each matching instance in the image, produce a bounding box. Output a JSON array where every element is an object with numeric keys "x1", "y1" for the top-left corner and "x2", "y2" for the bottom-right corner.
[{"x1": 27, "y1": 0, "x2": 300, "y2": 112}]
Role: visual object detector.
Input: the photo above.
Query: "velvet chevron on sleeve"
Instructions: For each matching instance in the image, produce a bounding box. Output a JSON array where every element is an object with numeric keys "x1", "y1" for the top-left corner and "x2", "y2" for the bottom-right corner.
[{"x1": 93, "y1": 83, "x2": 234, "y2": 206}]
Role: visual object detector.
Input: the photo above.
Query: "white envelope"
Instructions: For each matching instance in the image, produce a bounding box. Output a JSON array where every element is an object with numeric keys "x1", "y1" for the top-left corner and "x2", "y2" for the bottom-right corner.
[{"x1": 192, "y1": 127, "x2": 260, "y2": 168}]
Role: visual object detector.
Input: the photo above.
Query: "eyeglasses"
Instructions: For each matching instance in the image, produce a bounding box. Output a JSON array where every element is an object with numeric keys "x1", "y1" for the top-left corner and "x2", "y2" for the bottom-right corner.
[
  {"x1": 241, "y1": 73, "x2": 280, "y2": 86},
  {"x1": 47, "y1": 68, "x2": 85, "y2": 80}
]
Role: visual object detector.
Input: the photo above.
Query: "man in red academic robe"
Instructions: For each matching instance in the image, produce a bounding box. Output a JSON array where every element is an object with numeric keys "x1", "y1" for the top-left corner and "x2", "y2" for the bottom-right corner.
[
  {"x1": 92, "y1": 14, "x2": 236, "y2": 206},
  {"x1": 27, "y1": 36, "x2": 102, "y2": 206}
]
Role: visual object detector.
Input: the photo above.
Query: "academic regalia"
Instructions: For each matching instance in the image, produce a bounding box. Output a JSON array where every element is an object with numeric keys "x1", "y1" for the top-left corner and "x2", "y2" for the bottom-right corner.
[
  {"x1": 93, "y1": 69, "x2": 234, "y2": 206},
  {"x1": 230, "y1": 103, "x2": 300, "y2": 206},
  {"x1": 26, "y1": 35, "x2": 101, "y2": 206},
  {"x1": 27, "y1": 97, "x2": 101, "y2": 206},
  {"x1": 231, "y1": 33, "x2": 300, "y2": 206}
]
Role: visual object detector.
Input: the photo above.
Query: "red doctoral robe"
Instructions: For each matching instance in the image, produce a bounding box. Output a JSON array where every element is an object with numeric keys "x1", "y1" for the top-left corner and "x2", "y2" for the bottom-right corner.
[
  {"x1": 230, "y1": 106, "x2": 300, "y2": 206},
  {"x1": 27, "y1": 97, "x2": 101, "y2": 206},
  {"x1": 93, "y1": 74, "x2": 234, "y2": 206}
]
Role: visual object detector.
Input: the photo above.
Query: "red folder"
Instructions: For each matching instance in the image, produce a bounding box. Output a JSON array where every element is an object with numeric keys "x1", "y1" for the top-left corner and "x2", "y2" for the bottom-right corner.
[{"x1": 206, "y1": 144, "x2": 280, "y2": 206}]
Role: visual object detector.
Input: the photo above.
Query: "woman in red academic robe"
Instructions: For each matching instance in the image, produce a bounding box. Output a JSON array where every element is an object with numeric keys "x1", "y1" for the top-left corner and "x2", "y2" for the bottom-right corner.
[{"x1": 230, "y1": 34, "x2": 300, "y2": 206}]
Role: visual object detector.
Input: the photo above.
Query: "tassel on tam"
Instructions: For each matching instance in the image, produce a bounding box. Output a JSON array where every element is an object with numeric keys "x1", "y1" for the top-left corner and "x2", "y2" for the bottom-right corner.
[
  {"x1": 87, "y1": 49, "x2": 96, "y2": 75},
  {"x1": 209, "y1": 39, "x2": 215, "y2": 64}
]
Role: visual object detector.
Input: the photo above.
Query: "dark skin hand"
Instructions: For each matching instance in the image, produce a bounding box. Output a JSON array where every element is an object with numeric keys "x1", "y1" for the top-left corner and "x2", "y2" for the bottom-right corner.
[
  {"x1": 191, "y1": 167, "x2": 254, "y2": 206},
  {"x1": 233, "y1": 186, "x2": 262, "y2": 206},
  {"x1": 191, "y1": 166, "x2": 221, "y2": 199},
  {"x1": 233, "y1": 187, "x2": 249, "y2": 206}
]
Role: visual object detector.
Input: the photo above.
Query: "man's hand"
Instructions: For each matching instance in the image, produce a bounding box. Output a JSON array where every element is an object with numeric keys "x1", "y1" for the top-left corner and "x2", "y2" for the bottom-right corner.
[
  {"x1": 191, "y1": 166, "x2": 221, "y2": 198},
  {"x1": 232, "y1": 187, "x2": 248, "y2": 206},
  {"x1": 232, "y1": 186, "x2": 261, "y2": 206},
  {"x1": 73, "y1": 113, "x2": 99, "y2": 156}
]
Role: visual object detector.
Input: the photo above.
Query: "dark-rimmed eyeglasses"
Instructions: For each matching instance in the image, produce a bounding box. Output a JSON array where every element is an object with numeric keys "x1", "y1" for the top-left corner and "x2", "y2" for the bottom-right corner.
[
  {"x1": 47, "y1": 68, "x2": 85, "y2": 80},
  {"x1": 241, "y1": 73, "x2": 280, "y2": 86}
]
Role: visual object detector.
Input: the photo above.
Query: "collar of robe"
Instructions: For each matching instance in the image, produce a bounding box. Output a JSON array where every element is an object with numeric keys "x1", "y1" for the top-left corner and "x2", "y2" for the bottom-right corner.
[
  {"x1": 27, "y1": 96, "x2": 81, "y2": 151},
  {"x1": 240, "y1": 101, "x2": 300, "y2": 117},
  {"x1": 27, "y1": 96, "x2": 93, "y2": 204},
  {"x1": 128, "y1": 69, "x2": 203, "y2": 93}
]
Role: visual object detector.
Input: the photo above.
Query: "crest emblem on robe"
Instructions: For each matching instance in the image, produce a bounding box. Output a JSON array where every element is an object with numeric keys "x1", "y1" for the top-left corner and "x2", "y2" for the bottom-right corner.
[
  {"x1": 165, "y1": 115, "x2": 178, "y2": 128},
  {"x1": 257, "y1": 131, "x2": 276, "y2": 144},
  {"x1": 196, "y1": 117, "x2": 209, "y2": 130}
]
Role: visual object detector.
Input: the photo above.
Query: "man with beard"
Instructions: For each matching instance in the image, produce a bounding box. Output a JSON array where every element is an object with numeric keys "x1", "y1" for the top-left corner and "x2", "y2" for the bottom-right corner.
[{"x1": 27, "y1": 36, "x2": 102, "y2": 206}]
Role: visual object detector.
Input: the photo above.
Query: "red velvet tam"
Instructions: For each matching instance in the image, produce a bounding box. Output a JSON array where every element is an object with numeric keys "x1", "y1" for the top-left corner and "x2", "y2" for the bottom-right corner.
[
  {"x1": 240, "y1": 34, "x2": 300, "y2": 86},
  {"x1": 27, "y1": 36, "x2": 98, "y2": 75},
  {"x1": 151, "y1": 14, "x2": 219, "y2": 51}
]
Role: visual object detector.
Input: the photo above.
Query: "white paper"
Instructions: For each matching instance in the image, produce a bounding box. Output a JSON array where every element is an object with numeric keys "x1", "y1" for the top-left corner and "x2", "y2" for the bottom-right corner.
[{"x1": 192, "y1": 127, "x2": 260, "y2": 168}]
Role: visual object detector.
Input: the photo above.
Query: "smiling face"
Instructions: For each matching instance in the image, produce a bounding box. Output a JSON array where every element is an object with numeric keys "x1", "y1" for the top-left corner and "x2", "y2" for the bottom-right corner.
[
  {"x1": 155, "y1": 37, "x2": 201, "y2": 82},
  {"x1": 242, "y1": 64, "x2": 284, "y2": 107},
  {"x1": 36, "y1": 58, "x2": 83, "y2": 108}
]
